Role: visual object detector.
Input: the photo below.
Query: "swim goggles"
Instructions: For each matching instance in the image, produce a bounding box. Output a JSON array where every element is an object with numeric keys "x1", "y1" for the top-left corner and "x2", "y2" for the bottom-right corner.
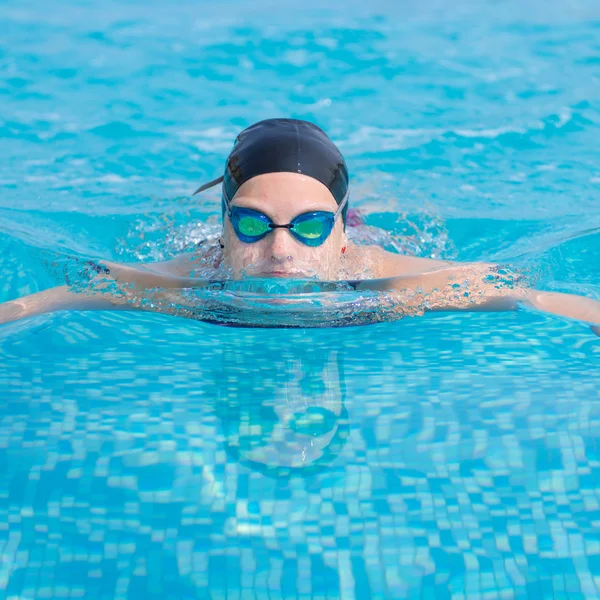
[
  {"x1": 226, "y1": 192, "x2": 349, "y2": 247},
  {"x1": 192, "y1": 175, "x2": 348, "y2": 247}
]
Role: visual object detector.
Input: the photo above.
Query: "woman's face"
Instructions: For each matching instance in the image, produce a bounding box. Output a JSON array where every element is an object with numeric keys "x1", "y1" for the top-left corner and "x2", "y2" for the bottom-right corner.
[{"x1": 222, "y1": 172, "x2": 347, "y2": 279}]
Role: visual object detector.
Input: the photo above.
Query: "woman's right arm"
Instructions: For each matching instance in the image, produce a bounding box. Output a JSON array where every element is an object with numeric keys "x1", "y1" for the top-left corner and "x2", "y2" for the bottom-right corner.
[
  {"x1": 0, "y1": 254, "x2": 201, "y2": 325},
  {"x1": 0, "y1": 285, "x2": 136, "y2": 324}
]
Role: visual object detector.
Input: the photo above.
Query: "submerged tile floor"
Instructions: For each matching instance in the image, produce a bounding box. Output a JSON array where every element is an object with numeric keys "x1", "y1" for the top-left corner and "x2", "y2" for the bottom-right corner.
[{"x1": 1, "y1": 312, "x2": 600, "y2": 599}]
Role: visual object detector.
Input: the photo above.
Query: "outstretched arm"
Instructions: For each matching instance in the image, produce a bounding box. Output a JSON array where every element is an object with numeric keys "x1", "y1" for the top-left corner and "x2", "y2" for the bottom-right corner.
[
  {"x1": 365, "y1": 260, "x2": 600, "y2": 335},
  {"x1": 521, "y1": 290, "x2": 600, "y2": 335},
  {"x1": 0, "y1": 284, "x2": 130, "y2": 325},
  {"x1": 0, "y1": 254, "x2": 199, "y2": 326}
]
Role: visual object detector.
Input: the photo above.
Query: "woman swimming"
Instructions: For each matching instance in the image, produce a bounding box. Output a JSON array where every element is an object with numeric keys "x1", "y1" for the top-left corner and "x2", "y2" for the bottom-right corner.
[{"x1": 1, "y1": 118, "x2": 599, "y2": 334}]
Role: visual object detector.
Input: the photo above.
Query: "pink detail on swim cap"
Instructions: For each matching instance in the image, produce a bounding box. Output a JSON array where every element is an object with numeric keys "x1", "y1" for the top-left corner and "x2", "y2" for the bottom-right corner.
[{"x1": 346, "y1": 209, "x2": 365, "y2": 228}]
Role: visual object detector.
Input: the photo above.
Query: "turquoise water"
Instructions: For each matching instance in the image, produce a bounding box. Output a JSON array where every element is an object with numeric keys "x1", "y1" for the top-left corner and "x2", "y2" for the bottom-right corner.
[{"x1": 1, "y1": 0, "x2": 600, "y2": 598}]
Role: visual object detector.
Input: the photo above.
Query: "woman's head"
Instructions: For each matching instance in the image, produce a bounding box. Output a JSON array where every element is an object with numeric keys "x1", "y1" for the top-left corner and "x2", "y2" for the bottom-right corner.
[
  {"x1": 223, "y1": 172, "x2": 347, "y2": 278},
  {"x1": 195, "y1": 118, "x2": 349, "y2": 279}
]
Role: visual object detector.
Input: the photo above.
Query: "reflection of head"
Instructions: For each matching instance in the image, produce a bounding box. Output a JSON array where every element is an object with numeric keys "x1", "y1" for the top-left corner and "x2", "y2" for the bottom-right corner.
[{"x1": 213, "y1": 332, "x2": 349, "y2": 478}]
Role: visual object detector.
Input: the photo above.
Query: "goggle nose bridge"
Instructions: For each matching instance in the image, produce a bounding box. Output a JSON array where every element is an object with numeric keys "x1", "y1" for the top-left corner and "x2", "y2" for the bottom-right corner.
[{"x1": 268, "y1": 223, "x2": 294, "y2": 230}]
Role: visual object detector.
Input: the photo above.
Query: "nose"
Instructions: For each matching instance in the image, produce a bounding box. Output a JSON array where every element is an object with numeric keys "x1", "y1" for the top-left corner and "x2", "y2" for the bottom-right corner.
[{"x1": 267, "y1": 228, "x2": 296, "y2": 262}]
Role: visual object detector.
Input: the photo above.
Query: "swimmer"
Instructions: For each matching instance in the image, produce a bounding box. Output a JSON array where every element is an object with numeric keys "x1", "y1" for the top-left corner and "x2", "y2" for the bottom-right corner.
[{"x1": 1, "y1": 118, "x2": 599, "y2": 334}]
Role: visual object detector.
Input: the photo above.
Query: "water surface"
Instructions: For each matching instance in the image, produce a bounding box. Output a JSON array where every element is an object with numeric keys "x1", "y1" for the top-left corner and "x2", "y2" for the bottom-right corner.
[{"x1": 1, "y1": 0, "x2": 600, "y2": 598}]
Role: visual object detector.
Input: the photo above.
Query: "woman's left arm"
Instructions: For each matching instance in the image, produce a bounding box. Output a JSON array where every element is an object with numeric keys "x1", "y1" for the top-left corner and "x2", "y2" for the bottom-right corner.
[
  {"x1": 361, "y1": 260, "x2": 600, "y2": 336},
  {"x1": 521, "y1": 290, "x2": 600, "y2": 335},
  {"x1": 422, "y1": 264, "x2": 600, "y2": 335}
]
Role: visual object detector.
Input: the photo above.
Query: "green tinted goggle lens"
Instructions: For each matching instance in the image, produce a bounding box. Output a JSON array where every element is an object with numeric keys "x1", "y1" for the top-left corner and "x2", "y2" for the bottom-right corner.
[
  {"x1": 238, "y1": 216, "x2": 270, "y2": 237},
  {"x1": 293, "y1": 218, "x2": 324, "y2": 239}
]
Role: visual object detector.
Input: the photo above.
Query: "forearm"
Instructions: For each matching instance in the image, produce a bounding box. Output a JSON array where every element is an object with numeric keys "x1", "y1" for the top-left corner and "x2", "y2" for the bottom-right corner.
[
  {"x1": 359, "y1": 264, "x2": 521, "y2": 312},
  {"x1": 0, "y1": 255, "x2": 207, "y2": 326},
  {"x1": 522, "y1": 290, "x2": 600, "y2": 326},
  {"x1": 405, "y1": 271, "x2": 600, "y2": 326},
  {"x1": 0, "y1": 285, "x2": 132, "y2": 325},
  {"x1": 365, "y1": 263, "x2": 600, "y2": 326},
  {"x1": 429, "y1": 286, "x2": 600, "y2": 332}
]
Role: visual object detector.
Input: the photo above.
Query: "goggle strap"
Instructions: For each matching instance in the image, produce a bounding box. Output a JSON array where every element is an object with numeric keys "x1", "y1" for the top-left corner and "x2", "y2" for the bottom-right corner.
[{"x1": 334, "y1": 191, "x2": 349, "y2": 219}]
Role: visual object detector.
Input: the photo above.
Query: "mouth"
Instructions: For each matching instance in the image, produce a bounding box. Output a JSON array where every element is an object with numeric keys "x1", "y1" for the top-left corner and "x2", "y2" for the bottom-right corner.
[
  {"x1": 260, "y1": 270, "x2": 299, "y2": 278},
  {"x1": 241, "y1": 262, "x2": 319, "y2": 280}
]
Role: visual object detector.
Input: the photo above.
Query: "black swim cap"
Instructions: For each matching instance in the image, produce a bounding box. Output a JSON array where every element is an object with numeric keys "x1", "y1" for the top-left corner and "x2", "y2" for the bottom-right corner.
[{"x1": 193, "y1": 118, "x2": 349, "y2": 219}]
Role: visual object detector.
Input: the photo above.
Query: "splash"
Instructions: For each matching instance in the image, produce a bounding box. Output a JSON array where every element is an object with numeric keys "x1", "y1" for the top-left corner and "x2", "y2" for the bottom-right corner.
[
  {"x1": 0, "y1": 206, "x2": 527, "y2": 329},
  {"x1": 63, "y1": 268, "x2": 527, "y2": 329},
  {"x1": 116, "y1": 211, "x2": 223, "y2": 264},
  {"x1": 346, "y1": 208, "x2": 456, "y2": 260}
]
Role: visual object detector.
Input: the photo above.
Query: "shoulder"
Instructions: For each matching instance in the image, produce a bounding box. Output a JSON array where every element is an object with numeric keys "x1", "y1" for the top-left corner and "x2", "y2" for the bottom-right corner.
[
  {"x1": 143, "y1": 252, "x2": 204, "y2": 277},
  {"x1": 346, "y1": 243, "x2": 452, "y2": 278},
  {"x1": 142, "y1": 243, "x2": 223, "y2": 277}
]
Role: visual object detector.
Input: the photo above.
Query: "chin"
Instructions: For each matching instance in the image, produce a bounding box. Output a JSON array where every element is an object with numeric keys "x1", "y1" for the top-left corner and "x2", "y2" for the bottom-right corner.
[{"x1": 236, "y1": 255, "x2": 326, "y2": 279}]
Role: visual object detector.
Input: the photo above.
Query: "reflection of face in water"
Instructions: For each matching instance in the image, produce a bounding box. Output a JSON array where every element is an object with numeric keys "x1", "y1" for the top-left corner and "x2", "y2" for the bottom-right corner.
[{"x1": 213, "y1": 331, "x2": 349, "y2": 477}]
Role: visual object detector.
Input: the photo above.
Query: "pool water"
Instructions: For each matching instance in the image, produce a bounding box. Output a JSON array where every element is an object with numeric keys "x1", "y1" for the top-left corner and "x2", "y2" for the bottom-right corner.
[{"x1": 1, "y1": 0, "x2": 600, "y2": 598}]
